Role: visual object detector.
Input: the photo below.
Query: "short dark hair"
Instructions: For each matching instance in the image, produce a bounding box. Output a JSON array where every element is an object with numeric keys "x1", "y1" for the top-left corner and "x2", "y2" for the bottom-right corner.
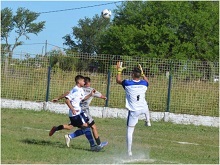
[
  {"x1": 75, "y1": 75, "x2": 84, "y2": 83},
  {"x1": 84, "y1": 77, "x2": 91, "y2": 85},
  {"x1": 132, "y1": 67, "x2": 141, "y2": 78}
]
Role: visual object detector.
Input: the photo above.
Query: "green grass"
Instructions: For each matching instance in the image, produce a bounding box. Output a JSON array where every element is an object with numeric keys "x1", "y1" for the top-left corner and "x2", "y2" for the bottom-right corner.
[{"x1": 1, "y1": 108, "x2": 219, "y2": 164}]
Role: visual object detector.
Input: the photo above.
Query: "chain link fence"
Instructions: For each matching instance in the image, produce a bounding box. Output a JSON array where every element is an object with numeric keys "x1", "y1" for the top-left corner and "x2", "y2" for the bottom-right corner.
[{"x1": 1, "y1": 51, "x2": 219, "y2": 117}]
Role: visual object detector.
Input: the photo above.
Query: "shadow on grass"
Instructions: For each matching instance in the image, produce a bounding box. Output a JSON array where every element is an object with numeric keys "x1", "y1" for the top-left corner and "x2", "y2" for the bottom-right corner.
[{"x1": 21, "y1": 138, "x2": 92, "y2": 152}]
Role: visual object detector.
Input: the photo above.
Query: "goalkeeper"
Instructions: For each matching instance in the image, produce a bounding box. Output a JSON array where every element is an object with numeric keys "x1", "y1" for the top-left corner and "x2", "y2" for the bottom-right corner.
[{"x1": 116, "y1": 62, "x2": 151, "y2": 157}]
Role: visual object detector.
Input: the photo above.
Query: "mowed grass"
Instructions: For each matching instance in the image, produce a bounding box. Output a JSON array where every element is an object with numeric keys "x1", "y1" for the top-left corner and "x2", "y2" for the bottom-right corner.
[{"x1": 1, "y1": 108, "x2": 219, "y2": 164}]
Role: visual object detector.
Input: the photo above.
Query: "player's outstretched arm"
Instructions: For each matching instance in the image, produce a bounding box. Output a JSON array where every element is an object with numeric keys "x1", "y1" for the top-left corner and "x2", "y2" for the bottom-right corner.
[
  {"x1": 51, "y1": 91, "x2": 70, "y2": 102},
  {"x1": 142, "y1": 74, "x2": 149, "y2": 83},
  {"x1": 83, "y1": 89, "x2": 96, "y2": 101},
  {"x1": 138, "y1": 64, "x2": 149, "y2": 83},
  {"x1": 100, "y1": 95, "x2": 107, "y2": 100},
  {"x1": 93, "y1": 89, "x2": 107, "y2": 100},
  {"x1": 116, "y1": 61, "x2": 126, "y2": 84}
]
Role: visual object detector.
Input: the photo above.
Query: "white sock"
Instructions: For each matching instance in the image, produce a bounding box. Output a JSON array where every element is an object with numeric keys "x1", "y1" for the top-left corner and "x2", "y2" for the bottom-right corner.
[
  {"x1": 126, "y1": 126, "x2": 135, "y2": 153},
  {"x1": 145, "y1": 110, "x2": 150, "y2": 122}
]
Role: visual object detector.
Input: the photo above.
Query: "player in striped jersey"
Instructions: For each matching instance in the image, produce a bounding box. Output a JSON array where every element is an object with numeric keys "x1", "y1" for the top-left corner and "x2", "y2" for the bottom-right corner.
[
  {"x1": 116, "y1": 62, "x2": 151, "y2": 156},
  {"x1": 80, "y1": 77, "x2": 108, "y2": 147}
]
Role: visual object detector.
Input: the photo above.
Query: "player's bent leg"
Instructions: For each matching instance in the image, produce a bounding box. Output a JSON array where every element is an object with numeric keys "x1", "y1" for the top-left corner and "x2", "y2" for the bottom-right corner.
[
  {"x1": 90, "y1": 121, "x2": 108, "y2": 147},
  {"x1": 90, "y1": 121, "x2": 98, "y2": 138},
  {"x1": 91, "y1": 123, "x2": 100, "y2": 144},
  {"x1": 144, "y1": 107, "x2": 151, "y2": 126},
  {"x1": 144, "y1": 113, "x2": 151, "y2": 126},
  {"x1": 68, "y1": 129, "x2": 85, "y2": 139},
  {"x1": 83, "y1": 127, "x2": 102, "y2": 152},
  {"x1": 64, "y1": 124, "x2": 74, "y2": 130},
  {"x1": 49, "y1": 124, "x2": 66, "y2": 136},
  {"x1": 64, "y1": 115, "x2": 90, "y2": 148},
  {"x1": 145, "y1": 120, "x2": 151, "y2": 127},
  {"x1": 64, "y1": 129, "x2": 86, "y2": 147}
]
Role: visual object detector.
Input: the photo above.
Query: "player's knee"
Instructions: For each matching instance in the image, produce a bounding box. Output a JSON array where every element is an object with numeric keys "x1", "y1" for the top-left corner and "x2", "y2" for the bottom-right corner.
[
  {"x1": 91, "y1": 124, "x2": 97, "y2": 130},
  {"x1": 88, "y1": 120, "x2": 95, "y2": 127},
  {"x1": 64, "y1": 125, "x2": 73, "y2": 130}
]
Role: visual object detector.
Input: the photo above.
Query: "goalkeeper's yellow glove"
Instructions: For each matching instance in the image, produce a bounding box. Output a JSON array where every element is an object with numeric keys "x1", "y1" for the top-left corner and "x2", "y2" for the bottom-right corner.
[
  {"x1": 117, "y1": 61, "x2": 126, "y2": 74},
  {"x1": 138, "y1": 64, "x2": 145, "y2": 77}
]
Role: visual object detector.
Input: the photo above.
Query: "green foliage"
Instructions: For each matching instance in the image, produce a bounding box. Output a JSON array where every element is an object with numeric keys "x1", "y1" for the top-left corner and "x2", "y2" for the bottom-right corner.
[
  {"x1": 1, "y1": 7, "x2": 45, "y2": 57},
  {"x1": 49, "y1": 50, "x2": 76, "y2": 71},
  {"x1": 1, "y1": 8, "x2": 14, "y2": 43},
  {"x1": 99, "y1": 1, "x2": 219, "y2": 61},
  {"x1": 63, "y1": 14, "x2": 111, "y2": 54},
  {"x1": 49, "y1": 50, "x2": 109, "y2": 73}
]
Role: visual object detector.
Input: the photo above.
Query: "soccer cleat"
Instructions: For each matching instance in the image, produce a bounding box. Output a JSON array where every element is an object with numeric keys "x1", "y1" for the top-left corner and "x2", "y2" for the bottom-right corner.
[
  {"x1": 91, "y1": 145, "x2": 102, "y2": 152},
  {"x1": 49, "y1": 126, "x2": 57, "y2": 136},
  {"x1": 90, "y1": 145, "x2": 97, "y2": 151},
  {"x1": 128, "y1": 151, "x2": 132, "y2": 156},
  {"x1": 100, "y1": 141, "x2": 108, "y2": 148},
  {"x1": 145, "y1": 121, "x2": 151, "y2": 127},
  {"x1": 64, "y1": 134, "x2": 71, "y2": 147}
]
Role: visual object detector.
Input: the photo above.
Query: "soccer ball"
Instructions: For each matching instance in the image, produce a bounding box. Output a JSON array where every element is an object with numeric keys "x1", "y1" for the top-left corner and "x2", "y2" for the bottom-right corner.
[{"x1": 101, "y1": 9, "x2": 111, "y2": 19}]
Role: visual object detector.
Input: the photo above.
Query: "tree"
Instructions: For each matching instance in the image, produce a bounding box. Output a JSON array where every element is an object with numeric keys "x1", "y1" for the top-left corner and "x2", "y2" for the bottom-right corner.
[
  {"x1": 1, "y1": 7, "x2": 45, "y2": 61},
  {"x1": 99, "y1": 1, "x2": 219, "y2": 61},
  {"x1": 63, "y1": 14, "x2": 111, "y2": 54}
]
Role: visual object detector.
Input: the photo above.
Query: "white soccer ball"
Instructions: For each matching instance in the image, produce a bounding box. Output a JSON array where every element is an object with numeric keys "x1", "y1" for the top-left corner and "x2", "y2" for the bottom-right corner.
[{"x1": 101, "y1": 9, "x2": 111, "y2": 19}]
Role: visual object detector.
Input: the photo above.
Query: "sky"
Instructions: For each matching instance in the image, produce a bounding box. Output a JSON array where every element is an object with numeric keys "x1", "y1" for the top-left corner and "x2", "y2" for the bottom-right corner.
[{"x1": 1, "y1": 0, "x2": 123, "y2": 55}]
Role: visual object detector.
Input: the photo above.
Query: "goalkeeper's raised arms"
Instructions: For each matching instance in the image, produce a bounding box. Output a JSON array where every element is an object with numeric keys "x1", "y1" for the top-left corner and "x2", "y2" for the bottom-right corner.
[
  {"x1": 116, "y1": 61, "x2": 125, "y2": 84},
  {"x1": 138, "y1": 64, "x2": 145, "y2": 77},
  {"x1": 138, "y1": 64, "x2": 149, "y2": 83},
  {"x1": 117, "y1": 61, "x2": 126, "y2": 74}
]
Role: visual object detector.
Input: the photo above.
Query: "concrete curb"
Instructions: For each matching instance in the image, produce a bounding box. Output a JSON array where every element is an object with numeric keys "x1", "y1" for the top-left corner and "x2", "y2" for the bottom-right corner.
[{"x1": 1, "y1": 99, "x2": 219, "y2": 127}]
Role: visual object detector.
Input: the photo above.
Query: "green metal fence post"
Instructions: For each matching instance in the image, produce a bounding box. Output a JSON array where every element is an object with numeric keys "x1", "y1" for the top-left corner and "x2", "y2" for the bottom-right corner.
[
  {"x1": 45, "y1": 40, "x2": 51, "y2": 103},
  {"x1": 105, "y1": 70, "x2": 111, "y2": 107},
  {"x1": 166, "y1": 74, "x2": 172, "y2": 112},
  {"x1": 105, "y1": 55, "x2": 115, "y2": 107},
  {"x1": 45, "y1": 66, "x2": 51, "y2": 102}
]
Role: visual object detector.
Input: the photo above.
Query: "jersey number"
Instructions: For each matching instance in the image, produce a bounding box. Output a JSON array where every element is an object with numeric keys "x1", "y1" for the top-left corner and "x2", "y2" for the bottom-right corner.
[{"x1": 137, "y1": 95, "x2": 140, "y2": 101}]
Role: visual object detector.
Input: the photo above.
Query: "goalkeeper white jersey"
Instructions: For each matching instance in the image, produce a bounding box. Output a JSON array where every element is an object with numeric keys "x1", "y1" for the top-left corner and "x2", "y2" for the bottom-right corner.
[
  {"x1": 65, "y1": 86, "x2": 85, "y2": 117},
  {"x1": 122, "y1": 79, "x2": 149, "y2": 111}
]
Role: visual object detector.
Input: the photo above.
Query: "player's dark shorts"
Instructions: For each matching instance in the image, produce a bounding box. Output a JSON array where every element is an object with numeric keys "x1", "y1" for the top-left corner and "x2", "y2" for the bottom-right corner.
[{"x1": 69, "y1": 112, "x2": 89, "y2": 128}]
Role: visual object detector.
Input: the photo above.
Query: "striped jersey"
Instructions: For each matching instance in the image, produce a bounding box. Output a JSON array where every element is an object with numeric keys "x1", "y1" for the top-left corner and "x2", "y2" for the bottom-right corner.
[
  {"x1": 80, "y1": 86, "x2": 102, "y2": 110},
  {"x1": 65, "y1": 85, "x2": 85, "y2": 117},
  {"x1": 121, "y1": 79, "x2": 149, "y2": 111}
]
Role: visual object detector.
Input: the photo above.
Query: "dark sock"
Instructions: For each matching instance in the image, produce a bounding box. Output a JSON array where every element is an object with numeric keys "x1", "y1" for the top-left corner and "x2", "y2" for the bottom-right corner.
[
  {"x1": 56, "y1": 125, "x2": 64, "y2": 131},
  {"x1": 95, "y1": 137, "x2": 101, "y2": 145}
]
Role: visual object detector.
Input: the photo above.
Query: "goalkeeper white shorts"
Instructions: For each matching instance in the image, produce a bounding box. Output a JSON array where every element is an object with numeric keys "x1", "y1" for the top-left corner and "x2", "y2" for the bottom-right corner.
[{"x1": 127, "y1": 108, "x2": 149, "y2": 127}]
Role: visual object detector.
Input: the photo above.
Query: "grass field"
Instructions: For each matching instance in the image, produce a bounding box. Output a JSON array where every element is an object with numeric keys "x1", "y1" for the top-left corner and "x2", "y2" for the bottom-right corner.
[{"x1": 1, "y1": 108, "x2": 219, "y2": 164}]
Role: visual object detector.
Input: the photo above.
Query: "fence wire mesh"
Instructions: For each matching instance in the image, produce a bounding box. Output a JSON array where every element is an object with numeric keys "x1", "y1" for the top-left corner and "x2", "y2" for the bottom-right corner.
[{"x1": 1, "y1": 51, "x2": 219, "y2": 117}]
